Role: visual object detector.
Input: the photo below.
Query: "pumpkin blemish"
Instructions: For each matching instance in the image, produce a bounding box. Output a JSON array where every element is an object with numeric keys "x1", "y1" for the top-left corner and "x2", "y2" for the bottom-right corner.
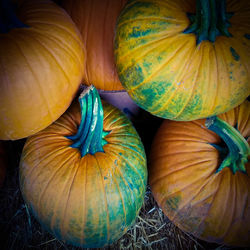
[
  {"x1": 165, "y1": 196, "x2": 181, "y2": 211},
  {"x1": 244, "y1": 34, "x2": 250, "y2": 39},
  {"x1": 130, "y1": 26, "x2": 151, "y2": 38},
  {"x1": 230, "y1": 47, "x2": 240, "y2": 61},
  {"x1": 121, "y1": 64, "x2": 144, "y2": 88}
]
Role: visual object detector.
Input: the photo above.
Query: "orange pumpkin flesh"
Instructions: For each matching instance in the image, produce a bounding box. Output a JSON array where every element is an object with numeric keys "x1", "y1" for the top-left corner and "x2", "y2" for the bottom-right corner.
[
  {"x1": 62, "y1": 0, "x2": 127, "y2": 91},
  {"x1": 19, "y1": 86, "x2": 147, "y2": 248},
  {"x1": 0, "y1": 0, "x2": 85, "y2": 140},
  {"x1": 149, "y1": 100, "x2": 250, "y2": 246}
]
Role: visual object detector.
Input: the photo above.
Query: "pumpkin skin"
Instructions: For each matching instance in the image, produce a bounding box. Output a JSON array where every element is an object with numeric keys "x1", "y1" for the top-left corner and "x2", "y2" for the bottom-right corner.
[
  {"x1": 0, "y1": 141, "x2": 7, "y2": 187},
  {"x1": 0, "y1": 0, "x2": 85, "y2": 140},
  {"x1": 114, "y1": 0, "x2": 250, "y2": 120},
  {"x1": 62, "y1": 0, "x2": 127, "y2": 91},
  {"x1": 149, "y1": 100, "x2": 250, "y2": 246},
  {"x1": 19, "y1": 93, "x2": 147, "y2": 248}
]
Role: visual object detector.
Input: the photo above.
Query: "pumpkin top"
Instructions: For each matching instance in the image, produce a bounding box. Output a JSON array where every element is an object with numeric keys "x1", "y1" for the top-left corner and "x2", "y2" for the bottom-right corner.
[
  {"x1": 184, "y1": 0, "x2": 232, "y2": 44},
  {"x1": 67, "y1": 85, "x2": 110, "y2": 157}
]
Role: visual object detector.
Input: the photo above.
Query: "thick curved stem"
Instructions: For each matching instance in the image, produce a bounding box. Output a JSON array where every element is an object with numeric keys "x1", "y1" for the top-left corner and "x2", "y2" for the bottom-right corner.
[
  {"x1": 67, "y1": 85, "x2": 109, "y2": 157},
  {"x1": 184, "y1": 0, "x2": 232, "y2": 44},
  {"x1": 208, "y1": 0, "x2": 218, "y2": 42},
  {"x1": 216, "y1": 0, "x2": 232, "y2": 37},
  {"x1": 0, "y1": 0, "x2": 29, "y2": 33},
  {"x1": 198, "y1": 0, "x2": 210, "y2": 44},
  {"x1": 205, "y1": 116, "x2": 249, "y2": 174}
]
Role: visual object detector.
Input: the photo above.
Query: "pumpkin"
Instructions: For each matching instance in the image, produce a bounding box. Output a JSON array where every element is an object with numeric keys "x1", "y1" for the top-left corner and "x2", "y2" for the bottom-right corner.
[
  {"x1": 114, "y1": 0, "x2": 250, "y2": 120},
  {"x1": 0, "y1": 0, "x2": 85, "y2": 140},
  {"x1": 62, "y1": 0, "x2": 127, "y2": 91},
  {"x1": 0, "y1": 141, "x2": 7, "y2": 187},
  {"x1": 149, "y1": 100, "x2": 250, "y2": 246},
  {"x1": 19, "y1": 85, "x2": 147, "y2": 248}
]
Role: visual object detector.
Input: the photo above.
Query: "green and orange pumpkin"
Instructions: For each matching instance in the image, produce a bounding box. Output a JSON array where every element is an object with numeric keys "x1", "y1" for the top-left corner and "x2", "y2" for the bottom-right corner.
[
  {"x1": 149, "y1": 100, "x2": 250, "y2": 246},
  {"x1": 114, "y1": 0, "x2": 250, "y2": 120},
  {"x1": 19, "y1": 85, "x2": 147, "y2": 248}
]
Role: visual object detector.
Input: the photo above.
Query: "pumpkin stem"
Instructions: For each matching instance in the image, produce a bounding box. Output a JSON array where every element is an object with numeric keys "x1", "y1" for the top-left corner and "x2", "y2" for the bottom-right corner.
[
  {"x1": 183, "y1": 0, "x2": 232, "y2": 44},
  {"x1": 205, "y1": 116, "x2": 249, "y2": 174},
  {"x1": 0, "y1": 0, "x2": 29, "y2": 33},
  {"x1": 67, "y1": 85, "x2": 109, "y2": 157}
]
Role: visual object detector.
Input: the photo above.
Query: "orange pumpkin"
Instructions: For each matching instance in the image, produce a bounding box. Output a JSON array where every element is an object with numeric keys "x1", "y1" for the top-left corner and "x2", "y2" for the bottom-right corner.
[
  {"x1": 149, "y1": 100, "x2": 250, "y2": 246},
  {"x1": 0, "y1": 141, "x2": 7, "y2": 187},
  {"x1": 19, "y1": 85, "x2": 147, "y2": 248},
  {"x1": 0, "y1": 0, "x2": 85, "y2": 140},
  {"x1": 62, "y1": 0, "x2": 127, "y2": 91}
]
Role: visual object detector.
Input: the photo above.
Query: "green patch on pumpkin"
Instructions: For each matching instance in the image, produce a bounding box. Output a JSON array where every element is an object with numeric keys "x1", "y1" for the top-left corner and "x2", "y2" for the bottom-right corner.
[
  {"x1": 165, "y1": 196, "x2": 181, "y2": 211},
  {"x1": 84, "y1": 209, "x2": 108, "y2": 246},
  {"x1": 142, "y1": 60, "x2": 153, "y2": 71},
  {"x1": 136, "y1": 81, "x2": 172, "y2": 108},
  {"x1": 129, "y1": 26, "x2": 152, "y2": 38},
  {"x1": 180, "y1": 94, "x2": 203, "y2": 120},
  {"x1": 120, "y1": 64, "x2": 144, "y2": 89},
  {"x1": 230, "y1": 47, "x2": 240, "y2": 61}
]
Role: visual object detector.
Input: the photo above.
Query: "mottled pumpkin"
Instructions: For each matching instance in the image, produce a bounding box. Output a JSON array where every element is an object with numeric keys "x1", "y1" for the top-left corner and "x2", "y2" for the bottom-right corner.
[
  {"x1": 62, "y1": 0, "x2": 127, "y2": 91},
  {"x1": 149, "y1": 100, "x2": 250, "y2": 246},
  {"x1": 19, "y1": 86, "x2": 147, "y2": 248},
  {"x1": 114, "y1": 0, "x2": 250, "y2": 120},
  {"x1": 0, "y1": 0, "x2": 85, "y2": 140}
]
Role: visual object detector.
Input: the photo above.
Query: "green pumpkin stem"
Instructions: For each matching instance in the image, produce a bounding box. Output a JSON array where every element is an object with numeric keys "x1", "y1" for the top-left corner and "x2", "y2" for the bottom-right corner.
[
  {"x1": 205, "y1": 116, "x2": 249, "y2": 174},
  {"x1": 0, "y1": 0, "x2": 29, "y2": 33},
  {"x1": 67, "y1": 85, "x2": 109, "y2": 157},
  {"x1": 184, "y1": 0, "x2": 232, "y2": 44}
]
